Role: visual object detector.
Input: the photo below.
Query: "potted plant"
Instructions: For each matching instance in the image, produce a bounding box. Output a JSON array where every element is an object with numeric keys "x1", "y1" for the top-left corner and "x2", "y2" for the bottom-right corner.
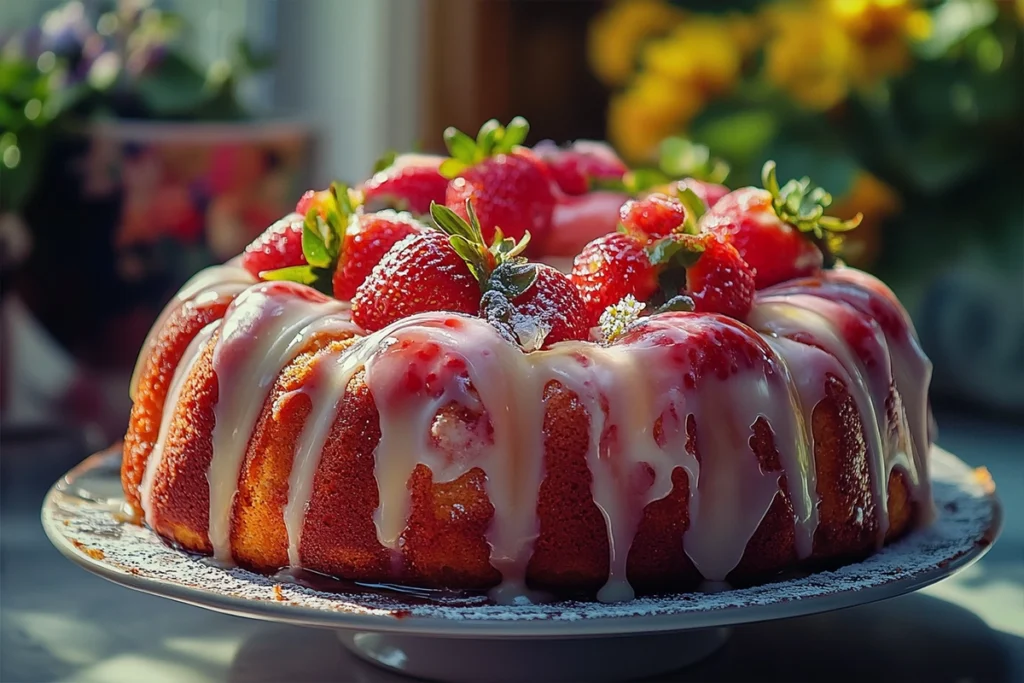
[{"x1": 1, "y1": 0, "x2": 311, "y2": 372}]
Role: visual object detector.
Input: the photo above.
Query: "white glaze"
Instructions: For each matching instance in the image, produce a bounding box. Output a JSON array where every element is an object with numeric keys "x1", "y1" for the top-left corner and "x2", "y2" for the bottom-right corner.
[
  {"x1": 206, "y1": 282, "x2": 351, "y2": 562},
  {"x1": 139, "y1": 320, "x2": 221, "y2": 524},
  {"x1": 136, "y1": 267, "x2": 934, "y2": 602},
  {"x1": 129, "y1": 264, "x2": 257, "y2": 400}
]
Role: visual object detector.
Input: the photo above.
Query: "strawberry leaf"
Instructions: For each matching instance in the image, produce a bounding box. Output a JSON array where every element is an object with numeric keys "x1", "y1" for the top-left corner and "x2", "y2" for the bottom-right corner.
[
  {"x1": 646, "y1": 235, "x2": 703, "y2": 268},
  {"x1": 499, "y1": 116, "x2": 529, "y2": 152},
  {"x1": 444, "y1": 127, "x2": 478, "y2": 164},
  {"x1": 430, "y1": 202, "x2": 477, "y2": 242},
  {"x1": 439, "y1": 158, "x2": 468, "y2": 179},
  {"x1": 487, "y1": 259, "x2": 538, "y2": 300},
  {"x1": 676, "y1": 187, "x2": 706, "y2": 235},
  {"x1": 261, "y1": 264, "x2": 319, "y2": 285},
  {"x1": 302, "y1": 210, "x2": 332, "y2": 268},
  {"x1": 476, "y1": 119, "x2": 502, "y2": 157}
]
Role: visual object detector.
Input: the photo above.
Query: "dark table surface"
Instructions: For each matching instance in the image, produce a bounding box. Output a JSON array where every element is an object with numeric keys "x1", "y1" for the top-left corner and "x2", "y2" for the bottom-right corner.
[{"x1": 2, "y1": 411, "x2": 1022, "y2": 682}]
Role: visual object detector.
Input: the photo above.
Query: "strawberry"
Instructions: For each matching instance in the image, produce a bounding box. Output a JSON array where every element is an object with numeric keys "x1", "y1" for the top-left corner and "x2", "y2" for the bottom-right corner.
[
  {"x1": 481, "y1": 263, "x2": 590, "y2": 348},
  {"x1": 351, "y1": 230, "x2": 482, "y2": 331},
  {"x1": 332, "y1": 210, "x2": 426, "y2": 300},
  {"x1": 352, "y1": 201, "x2": 535, "y2": 333},
  {"x1": 701, "y1": 162, "x2": 862, "y2": 289},
  {"x1": 362, "y1": 153, "x2": 448, "y2": 215},
  {"x1": 571, "y1": 231, "x2": 659, "y2": 328},
  {"x1": 574, "y1": 190, "x2": 755, "y2": 331},
  {"x1": 534, "y1": 140, "x2": 627, "y2": 196},
  {"x1": 619, "y1": 193, "x2": 688, "y2": 238},
  {"x1": 296, "y1": 189, "x2": 331, "y2": 216},
  {"x1": 442, "y1": 117, "x2": 556, "y2": 247},
  {"x1": 240, "y1": 213, "x2": 305, "y2": 278},
  {"x1": 672, "y1": 234, "x2": 755, "y2": 320}
]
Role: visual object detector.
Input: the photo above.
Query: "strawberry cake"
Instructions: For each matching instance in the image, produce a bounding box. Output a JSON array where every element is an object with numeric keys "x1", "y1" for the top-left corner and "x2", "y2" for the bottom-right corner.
[{"x1": 121, "y1": 118, "x2": 934, "y2": 603}]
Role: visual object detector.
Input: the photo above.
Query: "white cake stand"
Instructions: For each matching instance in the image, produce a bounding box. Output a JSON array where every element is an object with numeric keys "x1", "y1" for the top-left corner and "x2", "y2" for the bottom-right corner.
[{"x1": 43, "y1": 446, "x2": 1001, "y2": 683}]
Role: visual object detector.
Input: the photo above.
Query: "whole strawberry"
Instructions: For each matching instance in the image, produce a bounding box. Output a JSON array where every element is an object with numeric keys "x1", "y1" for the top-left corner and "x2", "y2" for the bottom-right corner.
[
  {"x1": 481, "y1": 263, "x2": 590, "y2": 348},
  {"x1": 619, "y1": 193, "x2": 688, "y2": 238},
  {"x1": 362, "y1": 153, "x2": 448, "y2": 215},
  {"x1": 332, "y1": 211, "x2": 426, "y2": 300},
  {"x1": 571, "y1": 231, "x2": 659, "y2": 328},
  {"x1": 240, "y1": 213, "x2": 306, "y2": 278},
  {"x1": 443, "y1": 117, "x2": 556, "y2": 247},
  {"x1": 296, "y1": 188, "x2": 331, "y2": 216},
  {"x1": 656, "y1": 233, "x2": 756, "y2": 320},
  {"x1": 351, "y1": 230, "x2": 482, "y2": 331},
  {"x1": 534, "y1": 140, "x2": 627, "y2": 196},
  {"x1": 701, "y1": 162, "x2": 861, "y2": 289}
]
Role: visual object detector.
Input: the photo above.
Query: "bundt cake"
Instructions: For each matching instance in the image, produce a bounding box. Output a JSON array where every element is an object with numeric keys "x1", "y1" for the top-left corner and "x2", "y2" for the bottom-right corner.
[{"x1": 120, "y1": 119, "x2": 935, "y2": 603}]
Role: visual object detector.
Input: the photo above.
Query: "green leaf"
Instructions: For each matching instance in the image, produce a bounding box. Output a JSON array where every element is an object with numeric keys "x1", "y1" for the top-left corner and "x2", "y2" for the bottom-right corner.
[
  {"x1": 489, "y1": 260, "x2": 538, "y2": 299},
  {"x1": 498, "y1": 116, "x2": 529, "y2": 152},
  {"x1": 260, "y1": 265, "x2": 319, "y2": 285},
  {"x1": 476, "y1": 119, "x2": 502, "y2": 157},
  {"x1": 444, "y1": 127, "x2": 478, "y2": 164},
  {"x1": 302, "y1": 211, "x2": 332, "y2": 268},
  {"x1": 235, "y1": 37, "x2": 275, "y2": 72},
  {"x1": 915, "y1": 0, "x2": 998, "y2": 60},
  {"x1": 676, "y1": 188, "x2": 706, "y2": 233},
  {"x1": 646, "y1": 236, "x2": 703, "y2": 267},
  {"x1": 658, "y1": 137, "x2": 729, "y2": 183},
  {"x1": 691, "y1": 109, "x2": 778, "y2": 167},
  {"x1": 623, "y1": 168, "x2": 670, "y2": 194},
  {"x1": 373, "y1": 150, "x2": 397, "y2": 174},
  {"x1": 430, "y1": 202, "x2": 476, "y2": 241},
  {"x1": 135, "y1": 52, "x2": 212, "y2": 116},
  {"x1": 439, "y1": 157, "x2": 468, "y2": 179}
]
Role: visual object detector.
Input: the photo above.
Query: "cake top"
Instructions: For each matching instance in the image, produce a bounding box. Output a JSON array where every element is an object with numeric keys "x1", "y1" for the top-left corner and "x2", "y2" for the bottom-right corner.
[{"x1": 233, "y1": 116, "x2": 864, "y2": 352}]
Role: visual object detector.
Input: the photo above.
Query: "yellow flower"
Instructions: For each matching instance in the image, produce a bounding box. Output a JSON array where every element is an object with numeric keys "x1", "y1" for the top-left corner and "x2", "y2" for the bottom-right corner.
[
  {"x1": 609, "y1": 73, "x2": 703, "y2": 163},
  {"x1": 588, "y1": 0, "x2": 684, "y2": 88},
  {"x1": 832, "y1": 172, "x2": 901, "y2": 268},
  {"x1": 644, "y1": 18, "x2": 743, "y2": 97},
  {"x1": 765, "y1": 5, "x2": 855, "y2": 110},
  {"x1": 826, "y1": 0, "x2": 926, "y2": 85}
]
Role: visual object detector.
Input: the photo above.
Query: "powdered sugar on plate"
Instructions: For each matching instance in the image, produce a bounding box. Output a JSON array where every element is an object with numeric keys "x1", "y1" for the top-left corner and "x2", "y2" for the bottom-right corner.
[{"x1": 42, "y1": 447, "x2": 999, "y2": 627}]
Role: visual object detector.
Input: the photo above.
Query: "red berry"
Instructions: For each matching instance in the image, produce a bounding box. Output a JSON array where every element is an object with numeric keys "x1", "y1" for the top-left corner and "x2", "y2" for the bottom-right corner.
[
  {"x1": 447, "y1": 151, "x2": 555, "y2": 246},
  {"x1": 536, "y1": 141, "x2": 627, "y2": 196},
  {"x1": 501, "y1": 264, "x2": 590, "y2": 347},
  {"x1": 240, "y1": 214, "x2": 305, "y2": 278},
  {"x1": 684, "y1": 234, "x2": 755, "y2": 320},
  {"x1": 674, "y1": 178, "x2": 730, "y2": 209},
  {"x1": 701, "y1": 187, "x2": 823, "y2": 289},
  {"x1": 332, "y1": 211, "x2": 426, "y2": 300},
  {"x1": 362, "y1": 157, "x2": 448, "y2": 215},
  {"x1": 571, "y1": 232, "x2": 658, "y2": 327},
  {"x1": 296, "y1": 189, "x2": 331, "y2": 216},
  {"x1": 351, "y1": 232, "x2": 481, "y2": 331},
  {"x1": 619, "y1": 193, "x2": 688, "y2": 238}
]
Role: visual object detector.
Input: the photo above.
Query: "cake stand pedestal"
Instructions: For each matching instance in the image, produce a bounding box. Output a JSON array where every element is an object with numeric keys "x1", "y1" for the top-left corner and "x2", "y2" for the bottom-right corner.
[{"x1": 337, "y1": 628, "x2": 730, "y2": 682}]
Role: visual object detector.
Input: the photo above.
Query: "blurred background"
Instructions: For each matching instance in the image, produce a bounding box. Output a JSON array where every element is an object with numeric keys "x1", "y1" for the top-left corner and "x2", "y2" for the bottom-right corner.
[{"x1": 0, "y1": 0, "x2": 1021, "y2": 449}]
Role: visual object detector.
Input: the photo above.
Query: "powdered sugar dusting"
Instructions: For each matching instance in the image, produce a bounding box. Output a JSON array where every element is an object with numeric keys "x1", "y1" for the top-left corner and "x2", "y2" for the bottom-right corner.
[{"x1": 44, "y1": 447, "x2": 998, "y2": 624}]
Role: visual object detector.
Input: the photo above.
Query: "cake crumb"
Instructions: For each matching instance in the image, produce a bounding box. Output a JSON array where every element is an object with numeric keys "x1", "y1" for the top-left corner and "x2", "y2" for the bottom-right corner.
[{"x1": 71, "y1": 539, "x2": 106, "y2": 560}]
